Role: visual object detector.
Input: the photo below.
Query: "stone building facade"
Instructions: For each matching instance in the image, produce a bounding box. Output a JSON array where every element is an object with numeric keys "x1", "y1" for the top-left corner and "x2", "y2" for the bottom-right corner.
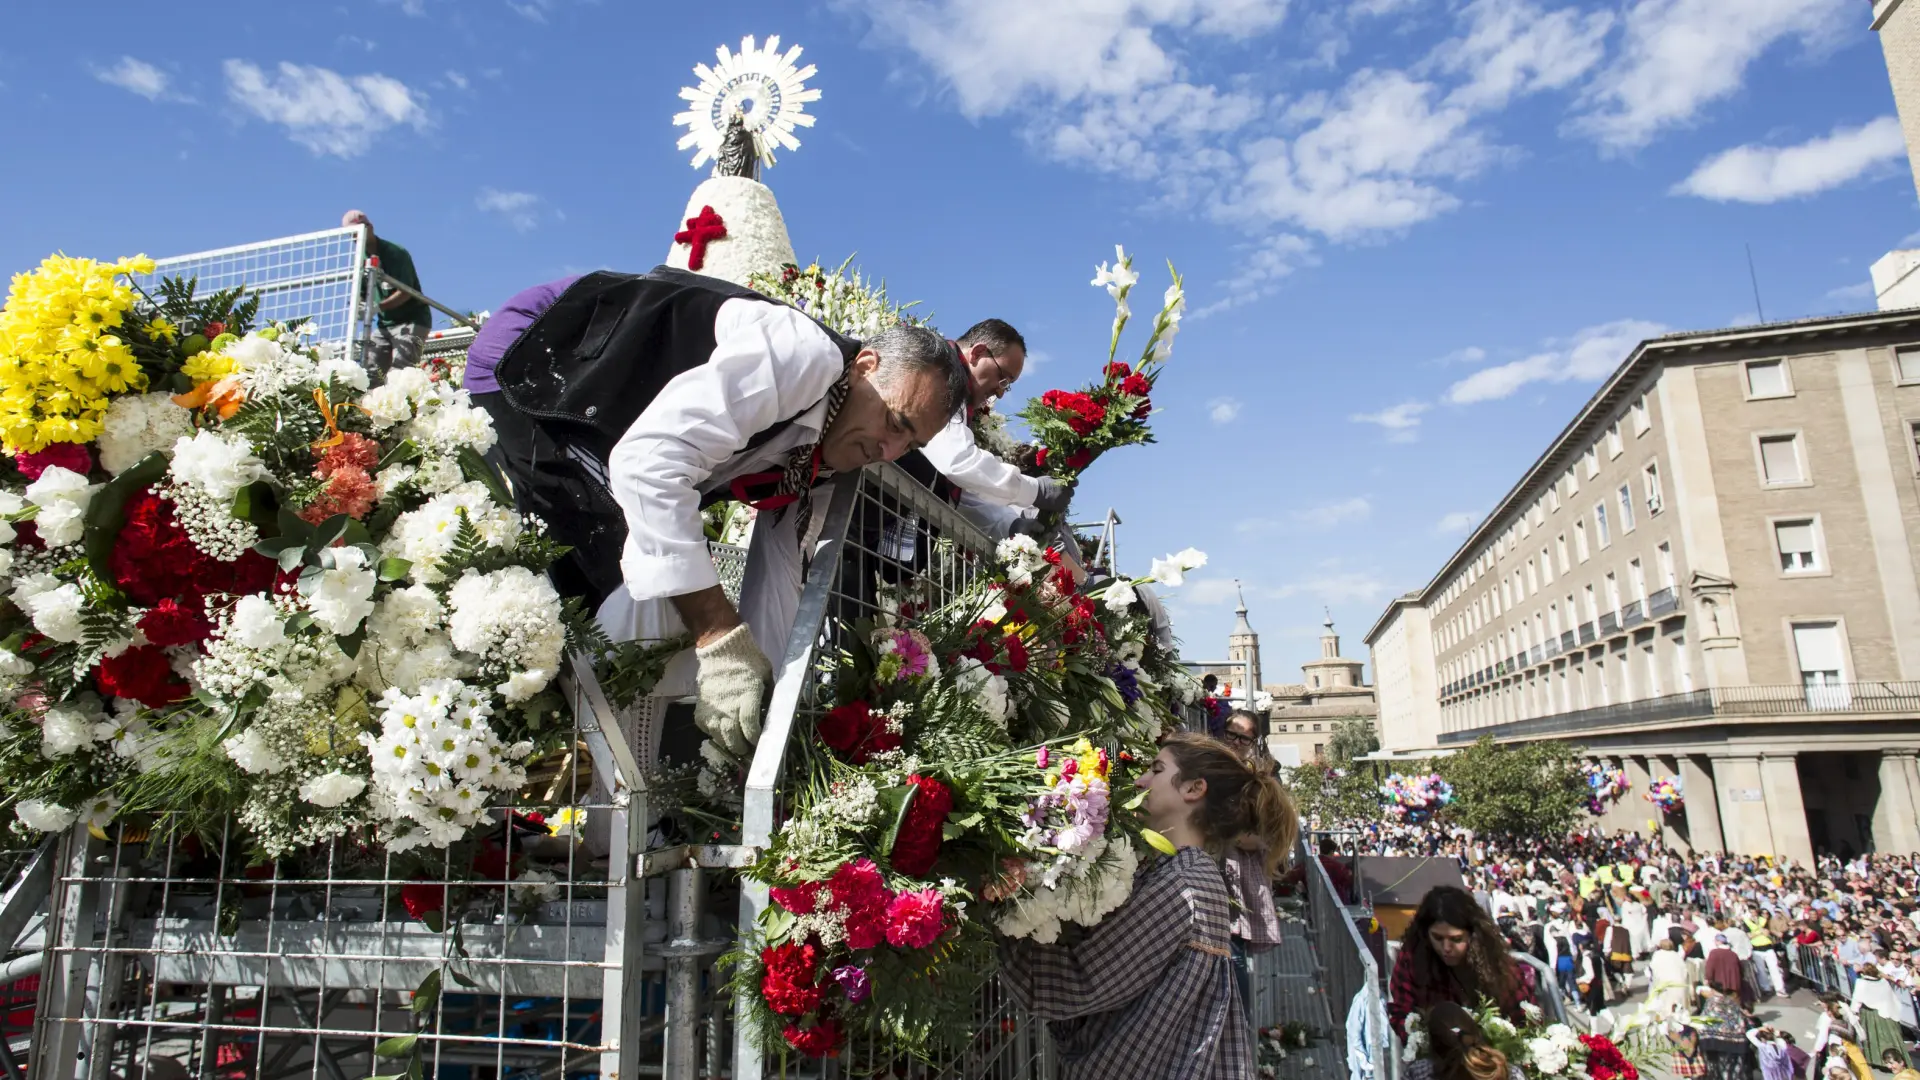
[
  {"x1": 1878, "y1": 0, "x2": 1920, "y2": 204},
  {"x1": 1366, "y1": 310, "x2": 1920, "y2": 863},
  {"x1": 1267, "y1": 618, "x2": 1379, "y2": 765}
]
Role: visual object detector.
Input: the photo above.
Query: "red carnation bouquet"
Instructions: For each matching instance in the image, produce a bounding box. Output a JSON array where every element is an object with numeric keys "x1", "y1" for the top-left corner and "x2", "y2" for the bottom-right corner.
[{"x1": 1017, "y1": 245, "x2": 1184, "y2": 483}]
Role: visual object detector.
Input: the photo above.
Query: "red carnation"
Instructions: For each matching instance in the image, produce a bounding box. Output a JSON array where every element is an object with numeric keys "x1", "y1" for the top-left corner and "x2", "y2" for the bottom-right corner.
[
  {"x1": 1065, "y1": 448, "x2": 1094, "y2": 471},
  {"x1": 314, "y1": 432, "x2": 380, "y2": 479},
  {"x1": 1039, "y1": 389, "x2": 1107, "y2": 436},
  {"x1": 138, "y1": 598, "x2": 212, "y2": 648},
  {"x1": 95, "y1": 644, "x2": 190, "y2": 708},
  {"x1": 760, "y1": 941, "x2": 826, "y2": 1016},
  {"x1": 15, "y1": 444, "x2": 92, "y2": 481},
  {"x1": 1034, "y1": 447, "x2": 1048, "y2": 468},
  {"x1": 889, "y1": 775, "x2": 953, "y2": 877},
  {"x1": 1104, "y1": 362, "x2": 1132, "y2": 380},
  {"x1": 771, "y1": 882, "x2": 822, "y2": 915},
  {"x1": 297, "y1": 466, "x2": 378, "y2": 524},
  {"x1": 401, "y1": 880, "x2": 445, "y2": 920},
  {"x1": 1119, "y1": 373, "x2": 1151, "y2": 397},
  {"x1": 884, "y1": 888, "x2": 948, "y2": 949},
  {"x1": 815, "y1": 701, "x2": 901, "y2": 764},
  {"x1": 1003, "y1": 634, "x2": 1030, "y2": 673},
  {"x1": 782, "y1": 1015, "x2": 842, "y2": 1058},
  {"x1": 829, "y1": 858, "x2": 891, "y2": 949}
]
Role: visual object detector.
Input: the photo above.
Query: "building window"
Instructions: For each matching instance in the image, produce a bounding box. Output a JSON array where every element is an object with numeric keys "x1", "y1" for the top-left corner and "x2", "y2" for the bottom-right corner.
[
  {"x1": 1746, "y1": 359, "x2": 1792, "y2": 399},
  {"x1": 1311, "y1": 674, "x2": 1321, "y2": 688},
  {"x1": 1527, "y1": 559, "x2": 1538, "y2": 593},
  {"x1": 1672, "y1": 634, "x2": 1693, "y2": 693},
  {"x1": 1557, "y1": 535, "x2": 1570, "y2": 573},
  {"x1": 1547, "y1": 486, "x2": 1560, "y2": 512},
  {"x1": 1605, "y1": 572, "x2": 1620, "y2": 616},
  {"x1": 1898, "y1": 346, "x2": 1920, "y2": 385},
  {"x1": 1312, "y1": 723, "x2": 1323, "y2": 732},
  {"x1": 1313, "y1": 743, "x2": 1325, "y2": 760},
  {"x1": 1644, "y1": 462, "x2": 1663, "y2": 514},
  {"x1": 1585, "y1": 447, "x2": 1600, "y2": 479},
  {"x1": 1617, "y1": 484, "x2": 1637, "y2": 533},
  {"x1": 1583, "y1": 584, "x2": 1597, "y2": 623},
  {"x1": 1607, "y1": 422, "x2": 1623, "y2": 459},
  {"x1": 1774, "y1": 518, "x2": 1821, "y2": 573},
  {"x1": 1657, "y1": 542, "x2": 1675, "y2": 591},
  {"x1": 1629, "y1": 559, "x2": 1646, "y2": 603},
  {"x1": 1792, "y1": 622, "x2": 1849, "y2": 707},
  {"x1": 1594, "y1": 502, "x2": 1612, "y2": 548},
  {"x1": 1566, "y1": 466, "x2": 1579, "y2": 496},
  {"x1": 1758, "y1": 434, "x2": 1805, "y2": 485},
  {"x1": 1540, "y1": 547, "x2": 1554, "y2": 585},
  {"x1": 1574, "y1": 520, "x2": 1590, "y2": 562},
  {"x1": 1632, "y1": 395, "x2": 1651, "y2": 435}
]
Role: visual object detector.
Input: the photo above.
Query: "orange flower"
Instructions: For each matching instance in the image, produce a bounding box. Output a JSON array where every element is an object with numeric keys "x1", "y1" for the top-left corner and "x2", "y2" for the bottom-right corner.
[{"x1": 173, "y1": 376, "x2": 246, "y2": 420}]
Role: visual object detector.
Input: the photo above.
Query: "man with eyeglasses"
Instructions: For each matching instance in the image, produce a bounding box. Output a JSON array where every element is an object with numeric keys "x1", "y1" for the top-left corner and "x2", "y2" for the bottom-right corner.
[{"x1": 904, "y1": 318, "x2": 1074, "y2": 532}]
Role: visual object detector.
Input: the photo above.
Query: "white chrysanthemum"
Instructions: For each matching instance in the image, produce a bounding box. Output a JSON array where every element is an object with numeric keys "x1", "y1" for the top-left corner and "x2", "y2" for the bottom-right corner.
[
  {"x1": 357, "y1": 678, "x2": 530, "y2": 852},
  {"x1": 39, "y1": 706, "x2": 95, "y2": 758},
  {"x1": 24, "y1": 583, "x2": 87, "y2": 643},
  {"x1": 298, "y1": 770, "x2": 367, "y2": 808},
  {"x1": 229, "y1": 594, "x2": 288, "y2": 650},
  {"x1": 15, "y1": 798, "x2": 76, "y2": 833},
  {"x1": 446, "y1": 566, "x2": 564, "y2": 701},
  {"x1": 409, "y1": 398, "x2": 498, "y2": 455},
  {"x1": 99, "y1": 392, "x2": 195, "y2": 475},
  {"x1": 382, "y1": 483, "x2": 522, "y2": 584},
  {"x1": 170, "y1": 430, "x2": 269, "y2": 503},
  {"x1": 223, "y1": 726, "x2": 287, "y2": 774},
  {"x1": 77, "y1": 792, "x2": 122, "y2": 829},
  {"x1": 307, "y1": 547, "x2": 378, "y2": 635}
]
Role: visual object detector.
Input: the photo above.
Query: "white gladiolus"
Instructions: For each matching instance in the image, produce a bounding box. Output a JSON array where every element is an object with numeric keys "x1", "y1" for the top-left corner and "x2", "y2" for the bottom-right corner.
[{"x1": 1101, "y1": 580, "x2": 1137, "y2": 614}]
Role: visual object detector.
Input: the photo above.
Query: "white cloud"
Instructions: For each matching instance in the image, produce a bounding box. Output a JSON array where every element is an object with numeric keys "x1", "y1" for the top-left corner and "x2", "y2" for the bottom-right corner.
[
  {"x1": 1433, "y1": 345, "x2": 1487, "y2": 366},
  {"x1": 94, "y1": 56, "x2": 171, "y2": 101},
  {"x1": 444, "y1": 70, "x2": 470, "y2": 91},
  {"x1": 1209, "y1": 396, "x2": 1244, "y2": 424},
  {"x1": 1272, "y1": 572, "x2": 1388, "y2": 604},
  {"x1": 1192, "y1": 234, "x2": 1318, "y2": 317},
  {"x1": 1825, "y1": 281, "x2": 1874, "y2": 305},
  {"x1": 1350, "y1": 401, "x2": 1430, "y2": 442},
  {"x1": 380, "y1": 0, "x2": 427, "y2": 13},
  {"x1": 1434, "y1": 510, "x2": 1480, "y2": 535},
  {"x1": 1674, "y1": 117, "x2": 1907, "y2": 204},
  {"x1": 1182, "y1": 577, "x2": 1249, "y2": 607},
  {"x1": 1443, "y1": 318, "x2": 1665, "y2": 404},
  {"x1": 476, "y1": 187, "x2": 543, "y2": 231},
  {"x1": 1575, "y1": 0, "x2": 1845, "y2": 150},
  {"x1": 223, "y1": 60, "x2": 427, "y2": 158},
  {"x1": 1430, "y1": 0, "x2": 1614, "y2": 112},
  {"x1": 1238, "y1": 496, "x2": 1374, "y2": 535}
]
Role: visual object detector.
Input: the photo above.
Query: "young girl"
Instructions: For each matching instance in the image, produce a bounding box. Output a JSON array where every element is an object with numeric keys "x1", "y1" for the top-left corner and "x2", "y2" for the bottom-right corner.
[
  {"x1": 1404, "y1": 1001, "x2": 1526, "y2": 1080},
  {"x1": 999, "y1": 733, "x2": 1298, "y2": 1079}
]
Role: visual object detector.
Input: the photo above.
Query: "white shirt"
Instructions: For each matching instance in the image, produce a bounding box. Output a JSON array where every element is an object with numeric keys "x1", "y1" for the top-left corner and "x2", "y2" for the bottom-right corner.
[
  {"x1": 916, "y1": 409, "x2": 1040, "y2": 507},
  {"x1": 607, "y1": 297, "x2": 843, "y2": 603}
]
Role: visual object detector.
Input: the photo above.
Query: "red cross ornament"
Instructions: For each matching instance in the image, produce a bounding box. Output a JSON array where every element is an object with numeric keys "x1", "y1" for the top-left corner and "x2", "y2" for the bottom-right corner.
[{"x1": 674, "y1": 205, "x2": 728, "y2": 271}]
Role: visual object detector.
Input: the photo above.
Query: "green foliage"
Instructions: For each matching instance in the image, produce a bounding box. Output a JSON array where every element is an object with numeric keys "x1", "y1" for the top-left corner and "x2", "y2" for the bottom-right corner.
[
  {"x1": 1325, "y1": 716, "x2": 1380, "y2": 764},
  {"x1": 1434, "y1": 735, "x2": 1586, "y2": 837},
  {"x1": 1283, "y1": 763, "x2": 1380, "y2": 825}
]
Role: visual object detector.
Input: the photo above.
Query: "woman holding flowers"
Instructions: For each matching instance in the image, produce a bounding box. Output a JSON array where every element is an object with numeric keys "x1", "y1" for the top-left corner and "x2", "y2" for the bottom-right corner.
[{"x1": 998, "y1": 733, "x2": 1297, "y2": 1079}]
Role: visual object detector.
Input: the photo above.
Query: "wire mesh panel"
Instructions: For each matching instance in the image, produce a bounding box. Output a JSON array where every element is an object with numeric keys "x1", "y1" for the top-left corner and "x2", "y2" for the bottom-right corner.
[
  {"x1": 131, "y1": 229, "x2": 371, "y2": 346},
  {"x1": 27, "y1": 670, "x2": 682, "y2": 1080},
  {"x1": 737, "y1": 463, "x2": 1058, "y2": 1080}
]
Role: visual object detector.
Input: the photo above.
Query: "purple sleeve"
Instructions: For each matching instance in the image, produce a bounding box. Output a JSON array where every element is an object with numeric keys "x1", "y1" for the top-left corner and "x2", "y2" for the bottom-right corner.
[{"x1": 460, "y1": 275, "x2": 583, "y2": 394}]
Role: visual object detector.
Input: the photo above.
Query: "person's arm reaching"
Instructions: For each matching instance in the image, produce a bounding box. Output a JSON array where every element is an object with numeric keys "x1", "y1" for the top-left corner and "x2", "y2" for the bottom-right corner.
[{"x1": 917, "y1": 412, "x2": 1054, "y2": 507}]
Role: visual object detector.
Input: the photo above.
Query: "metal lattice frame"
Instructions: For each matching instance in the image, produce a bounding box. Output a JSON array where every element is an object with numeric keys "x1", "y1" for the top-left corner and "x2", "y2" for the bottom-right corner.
[
  {"x1": 735, "y1": 464, "x2": 1058, "y2": 1080},
  {"x1": 130, "y1": 229, "x2": 374, "y2": 351}
]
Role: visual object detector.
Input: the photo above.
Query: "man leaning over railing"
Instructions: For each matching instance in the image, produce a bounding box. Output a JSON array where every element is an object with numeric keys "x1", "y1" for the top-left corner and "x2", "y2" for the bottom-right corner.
[{"x1": 342, "y1": 210, "x2": 431, "y2": 372}]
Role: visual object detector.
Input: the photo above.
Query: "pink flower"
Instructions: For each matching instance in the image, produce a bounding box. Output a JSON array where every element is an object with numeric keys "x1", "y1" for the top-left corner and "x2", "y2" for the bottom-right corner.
[
  {"x1": 829, "y1": 859, "x2": 890, "y2": 949},
  {"x1": 884, "y1": 888, "x2": 947, "y2": 950},
  {"x1": 15, "y1": 444, "x2": 92, "y2": 480},
  {"x1": 1036, "y1": 746, "x2": 1049, "y2": 769}
]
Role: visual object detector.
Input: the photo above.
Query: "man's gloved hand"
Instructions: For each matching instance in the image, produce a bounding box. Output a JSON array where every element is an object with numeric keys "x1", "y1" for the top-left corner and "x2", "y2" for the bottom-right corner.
[
  {"x1": 1008, "y1": 515, "x2": 1050, "y2": 539},
  {"x1": 692, "y1": 623, "x2": 772, "y2": 758},
  {"x1": 1033, "y1": 477, "x2": 1075, "y2": 514}
]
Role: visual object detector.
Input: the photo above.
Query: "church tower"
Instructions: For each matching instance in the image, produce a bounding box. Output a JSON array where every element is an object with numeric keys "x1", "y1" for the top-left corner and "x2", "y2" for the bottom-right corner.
[
  {"x1": 1301, "y1": 611, "x2": 1366, "y2": 694},
  {"x1": 1226, "y1": 582, "x2": 1262, "y2": 693}
]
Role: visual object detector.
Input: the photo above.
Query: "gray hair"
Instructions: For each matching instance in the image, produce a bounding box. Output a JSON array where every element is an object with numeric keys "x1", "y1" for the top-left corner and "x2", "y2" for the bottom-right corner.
[{"x1": 868, "y1": 325, "x2": 967, "y2": 419}]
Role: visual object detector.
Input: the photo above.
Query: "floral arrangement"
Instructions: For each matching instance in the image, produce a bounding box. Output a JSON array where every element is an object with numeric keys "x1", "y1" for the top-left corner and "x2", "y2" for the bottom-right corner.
[
  {"x1": 1016, "y1": 246, "x2": 1184, "y2": 483},
  {"x1": 1407, "y1": 1001, "x2": 1652, "y2": 1079},
  {"x1": 729, "y1": 533, "x2": 1209, "y2": 1059},
  {"x1": 1380, "y1": 773, "x2": 1454, "y2": 823},
  {"x1": 1582, "y1": 761, "x2": 1631, "y2": 815},
  {"x1": 0, "y1": 253, "x2": 612, "y2": 860},
  {"x1": 1644, "y1": 775, "x2": 1683, "y2": 815},
  {"x1": 746, "y1": 256, "x2": 928, "y2": 341}
]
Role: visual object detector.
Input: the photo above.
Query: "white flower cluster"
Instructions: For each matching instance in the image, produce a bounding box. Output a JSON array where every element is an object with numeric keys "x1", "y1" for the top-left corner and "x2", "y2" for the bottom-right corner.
[
  {"x1": 446, "y1": 566, "x2": 564, "y2": 702},
  {"x1": 195, "y1": 594, "x2": 357, "y2": 705},
  {"x1": 995, "y1": 534, "x2": 1052, "y2": 588},
  {"x1": 98, "y1": 392, "x2": 194, "y2": 475},
  {"x1": 382, "y1": 482, "x2": 522, "y2": 584},
  {"x1": 305, "y1": 547, "x2": 378, "y2": 636},
  {"x1": 1147, "y1": 278, "x2": 1185, "y2": 363},
  {"x1": 360, "y1": 368, "x2": 496, "y2": 479},
  {"x1": 162, "y1": 481, "x2": 258, "y2": 562},
  {"x1": 38, "y1": 698, "x2": 106, "y2": 760},
  {"x1": 170, "y1": 430, "x2": 269, "y2": 505},
  {"x1": 358, "y1": 678, "x2": 532, "y2": 852},
  {"x1": 357, "y1": 584, "x2": 472, "y2": 694},
  {"x1": 1524, "y1": 1024, "x2": 1581, "y2": 1076},
  {"x1": 221, "y1": 331, "x2": 366, "y2": 398},
  {"x1": 994, "y1": 836, "x2": 1138, "y2": 944},
  {"x1": 953, "y1": 657, "x2": 1013, "y2": 728},
  {"x1": 775, "y1": 774, "x2": 883, "y2": 865},
  {"x1": 25, "y1": 466, "x2": 99, "y2": 548},
  {"x1": 15, "y1": 572, "x2": 87, "y2": 643}
]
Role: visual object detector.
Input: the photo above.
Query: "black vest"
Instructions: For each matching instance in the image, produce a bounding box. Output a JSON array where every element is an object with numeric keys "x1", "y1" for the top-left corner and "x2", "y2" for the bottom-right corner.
[{"x1": 495, "y1": 265, "x2": 862, "y2": 466}]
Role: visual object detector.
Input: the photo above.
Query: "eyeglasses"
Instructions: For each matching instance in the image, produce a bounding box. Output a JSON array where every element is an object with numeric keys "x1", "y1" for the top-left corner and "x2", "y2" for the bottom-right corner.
[
  {"x1": 1223, "y1": 730, "x2": 1256, "y2": 745},
  {"x1": 980, "y1": 351, "x2": 1014, "y2": 396}
]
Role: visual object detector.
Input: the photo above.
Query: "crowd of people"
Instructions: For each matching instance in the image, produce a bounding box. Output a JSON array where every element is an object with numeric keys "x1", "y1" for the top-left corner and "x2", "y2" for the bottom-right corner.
[{"x1": 1323, "y1": 816, "x2": 1920, "y2": 1076}]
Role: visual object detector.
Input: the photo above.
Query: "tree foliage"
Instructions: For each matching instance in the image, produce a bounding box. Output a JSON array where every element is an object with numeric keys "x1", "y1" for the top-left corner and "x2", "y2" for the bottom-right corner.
[
  {"x1": 1435, "y1": 736, "x2": 1586, "y2": 837},
  {"x1": 1325, "y1": 716, "x2": 1380, "y2": 764},
  {"x1": 1283, "y1": 763, "x2": 1380, "y2": 826}
]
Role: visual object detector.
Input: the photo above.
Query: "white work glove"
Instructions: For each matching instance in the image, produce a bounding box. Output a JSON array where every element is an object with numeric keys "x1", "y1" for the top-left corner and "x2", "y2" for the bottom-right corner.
[
  {"x1": 1032, "y1": 477, "x2": 1075, "y2": 514},
  {"x1": 693, "y1": 623, "x2": 772, "y2": 758}
]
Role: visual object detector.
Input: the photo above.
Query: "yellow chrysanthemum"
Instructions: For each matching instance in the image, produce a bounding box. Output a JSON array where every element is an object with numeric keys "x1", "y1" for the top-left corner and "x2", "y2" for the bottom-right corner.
[
  {"x1": 0, "y1": 252, "x2": 149, "y2": 451},
  {"x1": 182, "y1": 349, "x2": 239, "y2": 383}
]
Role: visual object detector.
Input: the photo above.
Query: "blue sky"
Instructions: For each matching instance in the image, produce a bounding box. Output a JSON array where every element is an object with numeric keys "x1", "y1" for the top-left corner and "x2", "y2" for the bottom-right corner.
[{"x1": 1, "y1": 0, "x2": 1909, "y2": 683}]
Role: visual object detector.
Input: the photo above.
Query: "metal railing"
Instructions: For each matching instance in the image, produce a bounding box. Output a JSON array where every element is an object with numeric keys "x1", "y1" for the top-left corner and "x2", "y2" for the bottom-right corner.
[
  {"x1": 1438, "y1": 680, "x2": 1920, "y2": 743},
  {"x1": 132, "y1": 228, "x2": 372, "y2": 346},
  {"x1": 1301, "y1": 835, "x2": 1391, "y2": 1080}
]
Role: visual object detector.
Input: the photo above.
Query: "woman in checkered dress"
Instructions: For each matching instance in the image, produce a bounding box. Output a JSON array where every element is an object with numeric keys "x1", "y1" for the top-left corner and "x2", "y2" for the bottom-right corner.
[{"x1": 1000, "y1": 733, "x2": 1299, "y2": 1080}]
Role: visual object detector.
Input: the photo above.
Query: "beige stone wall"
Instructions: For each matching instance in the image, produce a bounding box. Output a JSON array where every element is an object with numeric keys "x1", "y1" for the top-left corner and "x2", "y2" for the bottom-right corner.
[{"x1": 1878, "y1": 0, "x2": 1920, "y2": 203}]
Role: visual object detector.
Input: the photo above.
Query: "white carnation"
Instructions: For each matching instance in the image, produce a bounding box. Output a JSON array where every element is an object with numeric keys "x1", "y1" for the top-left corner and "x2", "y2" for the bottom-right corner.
[
  {"x1": 15, "y1": 798, "x2": 76, "y2": 833},
  {"x1": 315, "y1": 355, "x2": 371, "y2": 391},
  {"x1": 298, "y1": 770, "x2": 367, "y2": 808},
  {"x1": 306, "y1": 547, "x2": 378, "y2": 636},
  {"x1": 223, "y1": 726, "x2": 287, "y2": 774},
  {"x1": 24, "y1": 583, "x2": 87, "y2": 643},
  {"x1": 39, "y1": 706, "x2": 96, "y2": 758},
  {"x1": 953, "y1": 657, "x2": 1013, "y2": 726},
  {"x1": 169, "y1": 430, "x2": 269, "y2": 503},
  {"x1": 99, "y1": 393, "x2": 194, "y2": 475},
  {"x1": 24, "y1": 466, "x2": 98, "y2": 548},
  {"x1": 33, "y1": 500, "x2": 85, "y2": 547},
  {"x1": 360, "y1": 383, "x2": 414, "y2": 428},
  {"x1": 229, "y1": 594, "x2": 288, "y2": 650},
  {"x1": 0, "y1": 649, "x2": 32, "y2": 676},
  {"x1": 447, "y1": 566, "x2": 564, "y2": 701}
]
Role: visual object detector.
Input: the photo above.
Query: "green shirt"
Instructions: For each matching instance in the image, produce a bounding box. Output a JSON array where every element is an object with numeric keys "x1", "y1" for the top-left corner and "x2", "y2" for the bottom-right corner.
[{"x1": 372, "y1": 237, "x2": 430, "y2": 329}]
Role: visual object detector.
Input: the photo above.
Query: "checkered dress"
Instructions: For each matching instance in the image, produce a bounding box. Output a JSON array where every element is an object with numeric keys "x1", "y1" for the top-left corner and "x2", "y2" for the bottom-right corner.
[{"x1": 1000, "y1": 846, "x2": 1253, "y2": 1079}]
